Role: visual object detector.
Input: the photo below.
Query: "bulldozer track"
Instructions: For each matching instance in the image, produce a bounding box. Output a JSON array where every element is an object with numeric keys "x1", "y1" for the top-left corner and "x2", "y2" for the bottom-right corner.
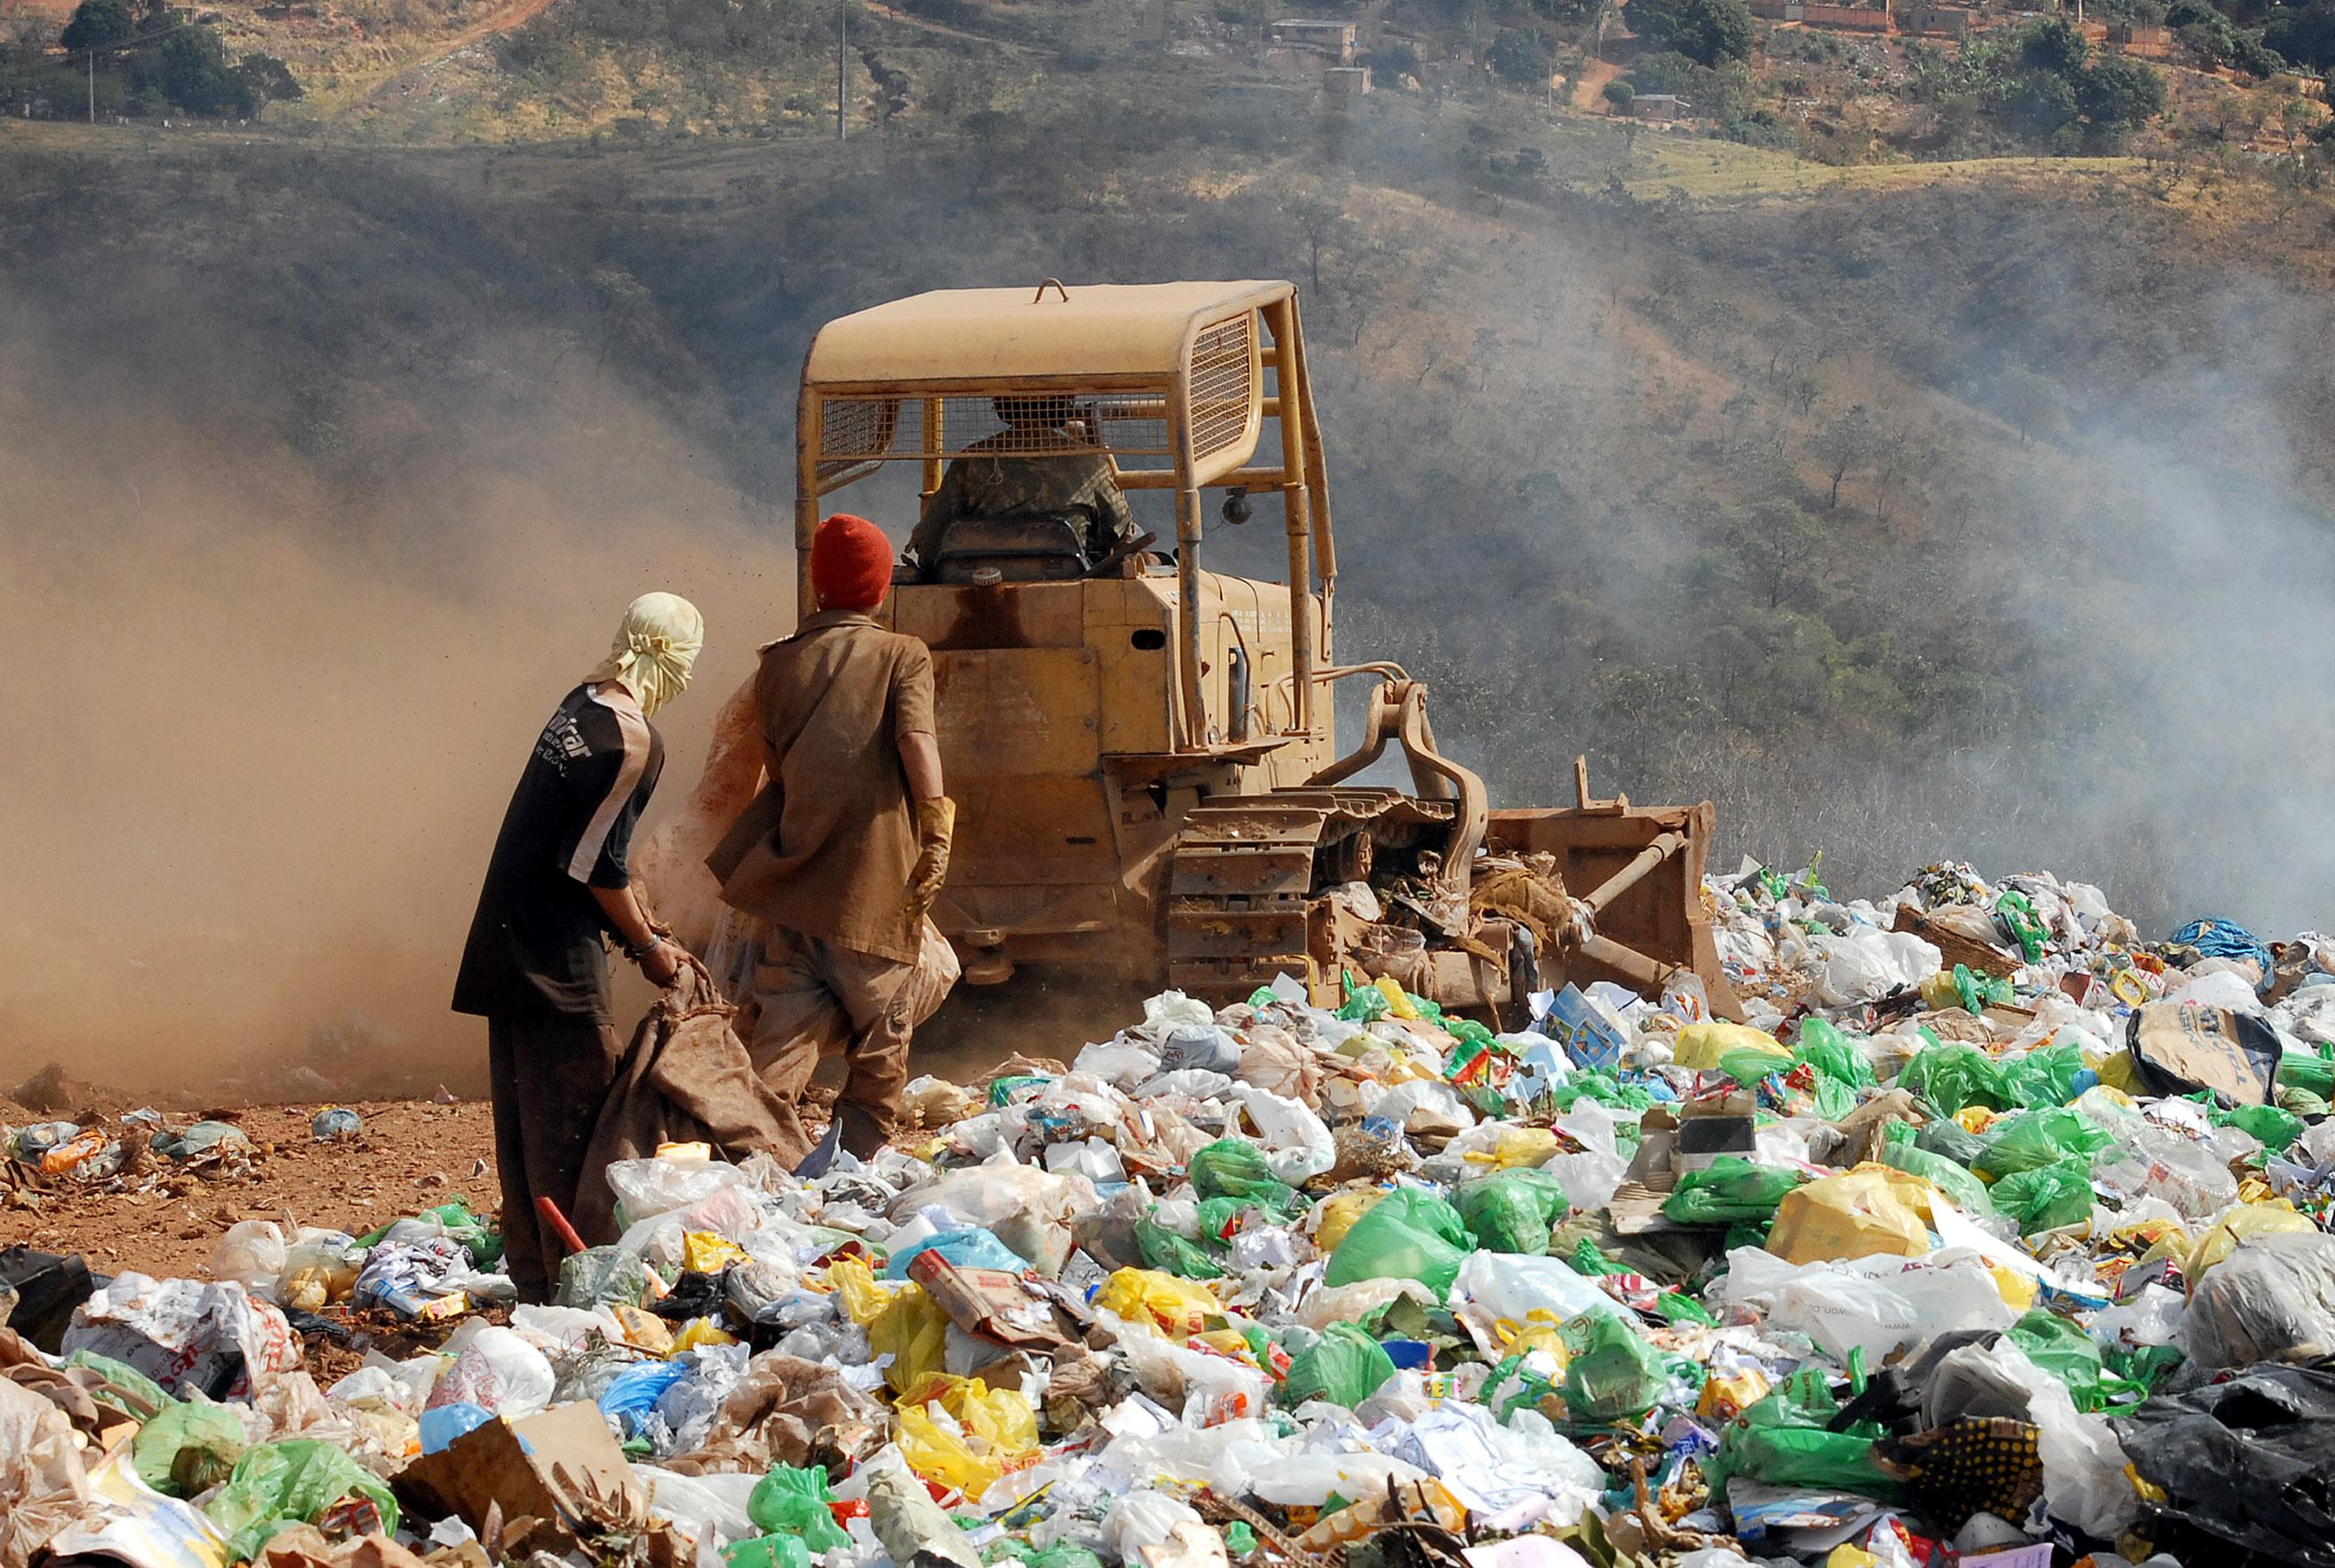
[{"x1": 1163, "y1": 786, "x2": 1456, "y2": 1000}]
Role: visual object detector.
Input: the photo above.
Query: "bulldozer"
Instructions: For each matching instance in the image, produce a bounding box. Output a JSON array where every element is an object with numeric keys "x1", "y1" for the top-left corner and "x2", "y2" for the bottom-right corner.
[{"x1": 794, "y1": 278, "x2": 1740, "y2": 1020}]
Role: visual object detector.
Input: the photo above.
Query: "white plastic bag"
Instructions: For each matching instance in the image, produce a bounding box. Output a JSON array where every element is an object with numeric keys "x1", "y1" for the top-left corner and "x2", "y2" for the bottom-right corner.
[
  {"x1": 426, "y1": 1322, "x2": 556, "y2": 1419},
  {"x1": 1236, "y1": 1086, "x2": 1335, "y2": 1183},
  {"x1": 65, "y1": 1272, "x2": 303, "y2": 1399},
  {"x1": 206, "y1": 1220, "x2": 287, "y2": 1294},
  {"x1": 604, "y1": 1157, "x2": 749, "y2": 1226},
  {"x1": 1705, "y1": 1247, "x2": 2016, "y2": 1364},
  {"x1": 1102, "y1": 1490, "x2": 1210, "y2": 1565}
]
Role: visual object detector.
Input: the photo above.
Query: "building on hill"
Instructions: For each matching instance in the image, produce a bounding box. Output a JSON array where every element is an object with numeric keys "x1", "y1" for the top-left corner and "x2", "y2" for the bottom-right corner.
[
  {"x1": 1900, "y1": 4, "x2": 1973, "y2": 36},
  {"x1": 1625, "y1": 92, "x2": 1692, "y2": 118},
  {"x1": 1746, "y1": 0, "x2": 1894, "y2": 28},
  {"x1": 2105, "y1": 21, "x2": 2171, "y2": 56},
  {"x1": 1265, "y1": 19, "x2": 1357, "y2": 62}
]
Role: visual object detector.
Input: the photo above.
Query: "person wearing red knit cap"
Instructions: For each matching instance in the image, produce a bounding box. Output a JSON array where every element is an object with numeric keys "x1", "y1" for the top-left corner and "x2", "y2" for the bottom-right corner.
[{"x1": 706, "y1": 514, "x2": 957, "y2": 1164}]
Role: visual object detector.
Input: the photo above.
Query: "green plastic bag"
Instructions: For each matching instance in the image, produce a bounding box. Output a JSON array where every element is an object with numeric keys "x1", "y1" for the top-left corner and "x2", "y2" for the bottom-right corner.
[
  {"x1": 63, "y1": 1349, "x2": 173, "y2": 1417},
  {"x1": 2005, "y1": 1310, "x2": 2108, "y2": 1411},
  {"x1": 1661, "y1": 1157, "x2": 1806, "y2": 1225},
  {"x1": 727, "y1": 1536, "x2": 811, "y2": 1568},
  {"x1": 1720, "y1": 1049, "x2": 1792, "y2": 1087},
  {"x1": 1878, "y1": 1132, "x2": 1996, "y2": 1220},
  {"x1": 1998, "y1": 1041, "x2": 2087, "y2": 1108},
  {"x1": 1483, "y1": 1352, "x2": 1564, "y2": 1422},
  {"x1": 1914, "y1": 1117, "x2": 1989, "y2": 1165},
  {"x1": 1705, "y1": 1373, "x2": 1901, "y2": 1502},
  {"x1": 133, "y1": 1403, "x2": 247, "y2": 1497},
  {"x1": 1031, "y1": 1549, "x2": 1107, "y2": 1568},
  {"x1": 1972, "y1": 1108, "x2": 2111, "y2": 1180},
  {"x1": 2215, "y1": 1103, "x2": 2303, "y2": 1151},
  {"x1": 1559, "y1": 1311, "x2": 1667, "y2": 1425},
  {"x1": 1282, "y1": 1322, "x2": 1397, "y2": 1409},
  {"x1": 1136, "y1": 1217, "x2": 1225, "y2": 1279},
  {"x1": 1456, "y1": 1168, "x2": 1572, "y2": 1254},
  {"x1": 748, "y1": 1464, "x2": 850, "y2": 1551},
  {"x1": 1336, "y1": 975, "x2": 1389, "y2": 1021},
  {"x1": 1188, "y1": 1139, "x2": 1305, "y2": 1218},
  {"x1": 2276, "y1": 1052, "x2": 2335, "y2": 1100},
  {"x1": 204, "y1": 1440, "x2": 401, "y2": 1562},
  {"x1": 1988, "y1": 1160, "x2": 2094, "y2": 1235},
  {"x1": 1901, "y1": 1041, "x2": 2015, "y2": 1115},
  {"x1": 1323, "y1": 1188, "x2": 1473, "y2": 1295},
  {"x1": 1793, "y1": 1018, "x2": 1876, "y2": 1088}
]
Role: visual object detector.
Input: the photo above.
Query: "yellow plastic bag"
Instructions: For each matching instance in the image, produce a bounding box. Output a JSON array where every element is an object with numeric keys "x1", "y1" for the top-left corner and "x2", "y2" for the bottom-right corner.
[
  {"x1": 1467, "y1": 1127, "x2": 1562, "y2": 1170},
  {"x1": 1986, "y1": 1264, "x2": 2039, "y2": 1314},
  {"x1": 869, "y1": 1284, "x2": 950, "y2": 1395},
  {"x1": 608, "y1": 1303, "x2": 674, "y2": 1355},
  {"x1": 1314, "y1": 1189, "x2": 1386, "y2": 1252},
  {"x1": 1374, "y1": 975, "x2": 1420, "y2": 1020},
  {"x1": 1696, "y1": 1368, "x2": 1770, "y2": 1424},
  {"x1": 1766, "y1": 1165, "x2": 1937, "y2": 1264},
  {"x1": 1673, "y1": 1022, "x2": 1788, "y2": 1072},
  {"x1": 1094, "y1": 1268, "x2": 1225, "y2": 1338},
  {"x1": 897, "y1": 1405, "x2": 1001, "y2": 1500},
  {"x1": 827, "y1": 1257, "x2": 897, "y2": 1326},
  {"x1": 670, "y1": 1318, "x2": 739, "y2": 1353},
  {"x1": 682, "y1": 1232, "x2": 749, "y2": 1273},
  {"x1": 895, "y1": 1377, "x2": 1038, "y2": 1501},
  {"x1": 2185, "y1": 1201, "x2": 2315, "y2": 1280}
]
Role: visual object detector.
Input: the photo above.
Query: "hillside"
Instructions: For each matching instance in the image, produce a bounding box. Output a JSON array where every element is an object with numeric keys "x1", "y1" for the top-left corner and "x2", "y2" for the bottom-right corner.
[{"x1": 3, "y1": 79, "x2": 2333, "y2": 1091}]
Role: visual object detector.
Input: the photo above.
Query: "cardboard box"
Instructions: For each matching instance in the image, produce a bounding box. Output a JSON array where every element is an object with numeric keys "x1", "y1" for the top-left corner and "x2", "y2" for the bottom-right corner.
[{"x1": 392, "y1": 1402, "x2": 631, "y2": 1554}]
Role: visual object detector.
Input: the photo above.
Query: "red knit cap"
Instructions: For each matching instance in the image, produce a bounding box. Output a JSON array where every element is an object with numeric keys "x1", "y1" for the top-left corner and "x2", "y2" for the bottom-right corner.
[{"x1": 811, "y1": 513, "x2": 895, "y2": 611}]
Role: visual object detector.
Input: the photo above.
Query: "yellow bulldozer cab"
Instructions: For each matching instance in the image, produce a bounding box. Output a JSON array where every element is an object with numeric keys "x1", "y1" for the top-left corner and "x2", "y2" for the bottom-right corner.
[{"x1": 795, "y1": 279, "x2": 1336, "y2": 749}]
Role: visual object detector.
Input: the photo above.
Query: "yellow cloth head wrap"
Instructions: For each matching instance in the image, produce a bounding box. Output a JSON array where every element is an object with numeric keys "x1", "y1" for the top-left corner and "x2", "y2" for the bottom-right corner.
[{"x1": 584, "y1": 592, "x2": 703, "y2": 719}]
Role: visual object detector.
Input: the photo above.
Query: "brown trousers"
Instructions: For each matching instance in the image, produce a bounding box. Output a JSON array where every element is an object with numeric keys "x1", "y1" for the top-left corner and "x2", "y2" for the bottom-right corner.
[
  {"x1": 488, "y1": 1011, "x2": 621, "y2": 1304},
  {"x1": 747, "y1": 922, "x2": 952, "y2": 1159}
]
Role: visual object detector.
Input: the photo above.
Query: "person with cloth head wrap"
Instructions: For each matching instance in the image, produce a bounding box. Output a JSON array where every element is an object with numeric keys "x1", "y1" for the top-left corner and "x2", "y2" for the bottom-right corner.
[
  {"x1": 452, "y1": 590, "x2": 705, "y2": 1301},
  {"x1": 708, "y1": 515, "x2": 958, "y2": 1163}
]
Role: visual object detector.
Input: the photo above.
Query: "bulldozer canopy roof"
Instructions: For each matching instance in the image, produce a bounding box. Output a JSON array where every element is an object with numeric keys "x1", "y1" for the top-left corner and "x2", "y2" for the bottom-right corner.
[{"x1": 803, "y1": 280, "x2": 1293, "y2": 388}]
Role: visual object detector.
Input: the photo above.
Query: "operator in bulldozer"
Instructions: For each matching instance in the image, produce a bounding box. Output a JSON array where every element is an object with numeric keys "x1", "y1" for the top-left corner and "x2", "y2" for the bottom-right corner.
[
  {"x1": 906, "y1": 395, "x2": 1141, "y2": 579},
  {"x1": 706, "y1": 514, "x2": 959, "y2": 1163}
]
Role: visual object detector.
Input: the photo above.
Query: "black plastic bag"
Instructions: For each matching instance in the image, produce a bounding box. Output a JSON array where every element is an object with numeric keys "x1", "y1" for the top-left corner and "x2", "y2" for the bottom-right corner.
[{"x1": 2114, "y1": 1364, "x2": 2335, "y2": 1566}]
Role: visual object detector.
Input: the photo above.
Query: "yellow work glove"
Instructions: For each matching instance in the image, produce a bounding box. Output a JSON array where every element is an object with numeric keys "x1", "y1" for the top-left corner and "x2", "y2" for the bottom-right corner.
[{"x1": 906, "y1": 796, "x2": 956, "y2": 934}]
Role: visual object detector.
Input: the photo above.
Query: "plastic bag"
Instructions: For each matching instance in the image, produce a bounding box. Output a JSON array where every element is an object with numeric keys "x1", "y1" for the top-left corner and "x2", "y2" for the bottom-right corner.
[
  {"x1": 1660, "y1": 1157, "x2": 1805, "y2": 1225},
  {"x1": 1971, "y1": 1108, "x2": 2111, "y2": 1180},
  {"x1": 1878, "y1": 1126, "x2": 1996, "y2": 1219},
  {"x1": 133, "y1": 1402, "x2": 248, "y2": 1496},
  {"x1": 2185, "y1": 1199, "x2": 2316, "y2": 1280},
  {"x1": 1988, "y1": 1159, "x2": 2095, "y2": 1235},
  {"x1": 747, "y1": 1464, "x2": 850, "y2": 1551},
  {"x1": 2216, "y1": 1102, "x2": 2303, "y2": 1152},
  {"x1": 1312, "y1": 1189, "x2": 1386, "y2": 1253},
  {"x1": 2182, "y1": 1230, "x2": 2335, "y2": 1369},
  {"x1": 1094, "y1": 1269, "x2": 1225, "y2": 1339},
  {"x1": 1560, "y1": 1310, "x2": 1668, "y2": 1424},
  {"x1": 1455, "y1": 1168, "x2": 1572, "y2": 1255},
  {"x1": 727, "y1": 1535, "x2": 810, "y2": 1568},
  {"x1": 204, "y1": 1439, "x2": 401, "y2": 1561},
  {"x1": 598, "y1": 1359, "x2": 691, "y2": 1437},
  {"x1": 1794, "y1": 1018, "x2": 1877, "y2": 1088},
  {"x1": 207, "y1": 1221, "x2": 288, "y2": 1294},
  {"x1": 870, "y1": 1283, "x2": 951, "y2": 1396},
  {"x1": 1323, "y1": 1188, "x2": 1473, "y2": 1295},
  {"x1": 427, "y1": 1324, "x2": 555, "y2": 1419},
  {"x1": 1673, "y1": 1022, "x2": 1789, "y2": 1072},
  {"x1": 1187, "y1": 1139, "x2": 1305, "y2": 1218},
  {"x1": 1901, "y1": 1041, "x2": 2016, "y2": 1114},
  {"x1": 1136, "y1": 1217, "x2": 1225, "y2": 1279},
  {"x1": 1282, "y1": 1322, "x2": 1396, "y2": 1409},
  {"x1": 1763, "y1": 1166, "x2": 1934, "y2": 1264}
]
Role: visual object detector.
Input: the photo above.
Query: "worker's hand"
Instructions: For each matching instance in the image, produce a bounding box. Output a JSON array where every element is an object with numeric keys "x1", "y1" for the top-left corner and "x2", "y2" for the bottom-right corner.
[
  {"x1": 905, "y1": 796, "x2": 956, "y2": 934},
  {"x1": 639, "y1": 938, "x2": 685, "y2": 988}
]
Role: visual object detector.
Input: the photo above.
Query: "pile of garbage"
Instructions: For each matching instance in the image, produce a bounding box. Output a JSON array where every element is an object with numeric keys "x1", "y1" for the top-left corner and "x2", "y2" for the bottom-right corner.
[{"x1": 8, "y1": 860, "x2": 2335, "y2": 1568}]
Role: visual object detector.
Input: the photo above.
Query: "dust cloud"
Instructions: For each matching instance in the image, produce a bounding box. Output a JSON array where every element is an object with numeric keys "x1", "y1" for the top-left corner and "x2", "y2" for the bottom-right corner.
[{"x1": 0, "y1": 316, "x2": 794, "y2": 1102}]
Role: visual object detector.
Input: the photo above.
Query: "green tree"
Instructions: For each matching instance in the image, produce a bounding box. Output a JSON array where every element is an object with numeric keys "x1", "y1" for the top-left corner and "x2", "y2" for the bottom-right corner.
[
  {"x1": 1627, "y1": 0, "x2": 1754, "y2": 65},
  {"x1": 1811, "y1": 404, "x2": 1875, "y2": 510},
  {"x1": 2075, "y1": 54, "x2": 2165, "y2": 130},
  {"x1": 2018, "y1": 16, "x2": 2090, "y2": 73},
  {"x1": 1486, "y1": 25, "x2": 1558, "y2": 84},
  {"x1": 1365, "y1": 40, "x2": 1419, "y2": 86},
  {"x1": 1724, "y1": 497, "x2": 1824, "y2": 611},
  {"x1": 2004, "y1": 69, "x2": 2079, "y2": 136},
  {"x1": 1603, "y1": 77, "x2": 1637, "y2": 105},
  {"x1": 2264, "y1": 0, "x2": 2335, "y2": 68},
  {"x1": 60, "y1": 0, "x2": 135, "y2": 52}
]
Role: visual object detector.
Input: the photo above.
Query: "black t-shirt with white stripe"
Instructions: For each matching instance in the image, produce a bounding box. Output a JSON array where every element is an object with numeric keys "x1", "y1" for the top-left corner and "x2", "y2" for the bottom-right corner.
[{"x1": 452, "y1": 683, "x2": 664, "y2": 1019}]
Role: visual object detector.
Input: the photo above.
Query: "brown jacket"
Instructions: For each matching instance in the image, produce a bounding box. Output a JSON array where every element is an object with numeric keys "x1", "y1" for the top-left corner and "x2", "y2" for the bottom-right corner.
[{"x1": 706, "y1": 610, "x2": 936, "y2": 963}]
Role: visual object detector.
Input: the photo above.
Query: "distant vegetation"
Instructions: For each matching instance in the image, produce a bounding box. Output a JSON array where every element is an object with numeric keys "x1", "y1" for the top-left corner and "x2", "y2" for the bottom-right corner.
[{"x1": 14, "y1": 0, "x2": 300, "y2": 119}]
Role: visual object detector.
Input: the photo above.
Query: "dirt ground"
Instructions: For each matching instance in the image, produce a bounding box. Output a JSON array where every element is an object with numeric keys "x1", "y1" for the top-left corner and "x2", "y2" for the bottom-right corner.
[{"x1": 1, "y1": 1096, "x2": 500, "y2": 1280}]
